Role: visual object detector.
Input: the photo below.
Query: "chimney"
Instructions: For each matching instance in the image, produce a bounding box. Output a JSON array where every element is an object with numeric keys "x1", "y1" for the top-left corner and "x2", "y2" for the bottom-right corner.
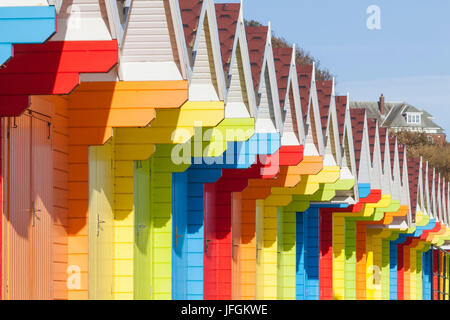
[{"x1": 379, "y1": 93, "x2": 385, "y2": 115}]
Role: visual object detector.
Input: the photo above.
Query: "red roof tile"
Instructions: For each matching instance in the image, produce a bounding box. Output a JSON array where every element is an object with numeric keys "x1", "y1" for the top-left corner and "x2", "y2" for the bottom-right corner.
[
  {"x1": 407, "y1": 156, "x2": 421, "y2": 220},
  {"x1": 335, "y1": 95, "x2": 347, "y2": 142},
  {"x1": 215, "y1": 3, "x2": 240, "y2": 75},
  {"x1": 246, "y1": 26, "x2": 268, "y2": 94},
  {"x1": 350, "y1": 108, "x2": 366, "y2": 168},
  {"x1": 297, "y1": 64, "x2": 313, "y2": 120},
  {"x1": 180, "y1": 0, "x2": 204, "y2": 48},
  {"x1": 388, "y1": 135, "x2": 397, "y2": 176},
  {"x1": 316, "y1": 80, "x2": 332, "y2": 136},
  {"x1": 273, "y1": 47, "x2": 292, "y2": 110},
  {"x1": 378, "y1": 126, "x2": 389, "y2": 166}
]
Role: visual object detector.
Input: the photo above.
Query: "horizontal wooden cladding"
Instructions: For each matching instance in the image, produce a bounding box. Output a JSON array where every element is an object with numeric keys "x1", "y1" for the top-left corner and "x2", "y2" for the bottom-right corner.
[
  {"x1": 68, "y1": 81, "x2": 188, "y2": 145},
  {"x1": 26, "y1": 95, "x2": 69, "y2": 299},
  {"x1": 0, "y1": 40, "x2": 118, "y2": 116},
  {"x1": 71, "y1": 80, "x2": 188, "y2": 94},
  {"x1": 0, "y1": 6, "x2": 56, "y2": 66},
  {"x1": 68, "y1": 81, "x2": 187, "y2": 109},
  {"x1": 3, "y1": 42, "x2": 118, "y2": 75},
  {"x1": 67, "y1": 80, "x2": 188, "y2": 299}
]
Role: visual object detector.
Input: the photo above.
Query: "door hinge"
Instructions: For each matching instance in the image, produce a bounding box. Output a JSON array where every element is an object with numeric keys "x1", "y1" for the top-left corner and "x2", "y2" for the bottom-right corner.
[{"x1": 47, "y1": 122, "x2": 51, "y2": 139}]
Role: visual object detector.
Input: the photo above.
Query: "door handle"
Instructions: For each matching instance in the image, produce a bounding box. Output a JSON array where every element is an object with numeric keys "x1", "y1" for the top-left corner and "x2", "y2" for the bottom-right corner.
[
  {"x1": 232, "y1": 242, "x2": 239, "y2": 258},
  {"x1": 137, "y1": 224, "x2": 146, "y2": 237},
  {"x1": 30, "y1": 201, "x2": 41, "y2": 227},
  {"x1": 174, "y1": 227, "x2": 182, "y2": 247},
  {"x1": 256, "y1": 247, "x2": 262, "y2": 262},
  {"x1": 97, "y1": 214, "x2": 106, "y2": 237},
  {"x1": 205, "y1": 239, "x2": 212, "y2": 253}
]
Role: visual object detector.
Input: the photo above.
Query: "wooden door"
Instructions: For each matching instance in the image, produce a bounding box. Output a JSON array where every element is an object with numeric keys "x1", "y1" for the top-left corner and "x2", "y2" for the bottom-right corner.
[
  {"x1": 6, "y1": 111, "x2": 53, "y2": 299},
  {"x1": 7, "y1": 114, "x2": 32, "y2": 299},
  {"x1": 172, "y1": 171, "x2": 188, "y2": 299},
  {"x1": 204, "y1": 183, "x2": 217, "y2": 300},
  {"x1": 31, "y1": 115, "x2": 53, "y2": 299},
  {"x1": 231, "y1": 192, "x2": 242, "y2": 299},
  {"x1": 133, "y1": 159, "x2": 152, "y2": 299},
  {"x1": 88, "y1": 141, "x2": 114, "y2": 300}
]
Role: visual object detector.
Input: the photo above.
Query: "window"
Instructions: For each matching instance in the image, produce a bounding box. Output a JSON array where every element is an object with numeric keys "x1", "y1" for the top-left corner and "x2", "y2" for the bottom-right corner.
[{"x1": 406, "y1": 112, "x2": 421, "y2": 124}]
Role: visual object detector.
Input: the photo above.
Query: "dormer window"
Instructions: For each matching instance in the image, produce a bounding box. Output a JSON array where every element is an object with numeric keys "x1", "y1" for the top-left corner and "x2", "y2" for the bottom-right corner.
[{"x1": 406, "y1": 112, "x2": 421, "y2": 124}]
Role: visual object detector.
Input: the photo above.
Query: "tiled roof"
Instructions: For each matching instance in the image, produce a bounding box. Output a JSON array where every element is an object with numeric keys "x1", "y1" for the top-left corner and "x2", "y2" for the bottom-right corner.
[
  {"x1": 180, "y1": 0, "x2": 204, "y2": 48},
  {"x1": 367, "y1": 117, "x2": 377, "y2": 157},
  {"x1": 273, "y1": 47, "x2": 292, "y2": 110},
  {"x1": 316, "y1": 80, "x2": 332, "y2": 136},
  {"x1": 350, "y1": 101, "x2": 401, "y2": 122},
  {"x1": 215, "y1": 3, "x2": 240, "y2": 75},
  {"x1": 388, "y1": 135, "x2": 397, "y2": 176},
  {"x1": 245, "y1": 26, "x2": 268, "y2": 94},
  {"x1": 378, "y1": 125, "x2": 389, "y2": 166},
  {"x1": 297, "y1": 64, "x2": 313, "y2": 120},
  {"x1": 350, "y1": 100, "x2": 444, "y2": 134},
  {"x1": 407, "y1": 156, "x2": 421, "y2": 222},
  {"x1": 350, "y1": 108, "x2": 366, "y2": 167},
  {"x1": 385, "y1": 104, "x2": 445, "y2": 133},
  {"x1": 334, "y1": 95, "x2": 347, "y2": 142}
]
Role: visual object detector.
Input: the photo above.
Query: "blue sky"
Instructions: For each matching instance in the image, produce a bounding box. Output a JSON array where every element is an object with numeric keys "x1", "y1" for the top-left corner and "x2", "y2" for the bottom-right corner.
[{"x1": 217, "y1": 0, "x2": 450, "y2": 135}]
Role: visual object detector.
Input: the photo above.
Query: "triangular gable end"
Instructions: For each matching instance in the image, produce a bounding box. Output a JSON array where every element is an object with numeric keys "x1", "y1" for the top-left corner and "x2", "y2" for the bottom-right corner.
[
  {"x1": 339, "y1": 95, "x2": 359, "y2": 202},
  {"x1": 437, "y1": 174, "x2": 442, "y2": 222},
  {"x1": 401, "y1": 147, "x2": 412, "y2": 226},
  {"x1": 357, "y1": 113, "x2": 371, "y2": 186},
  {"x1": 416, "y1": 157, "x2": 425, "y2": 215},
  {"x1": 254, "y1": 22, "x2": 282, "y2": 134},
  {"x1": 382, "y1": 129, "x2": 392, "y2": 196},
  {"x1": 447, "y1": 182, "x2": 450, "y2": 226},
  {"x1": 304, "y1": 63, "x2": 324, "y2": 156},
  {"x1": 224, "y1": 3, "x2": 257, "y2": 118},
  {"x1": 441, "y1": 177, "x2": 448, "y2": 225},
  {"x1": 371, "y1": 124, "x2": 382, "y2": 191},
  {"x1": 391, "y1": 139, "x2": 402, "y2": 202},
  {"x1": 425, "y1": 162, "x2": 432, "y2": 219},
  {"x1": 281, "y1": 45, "x2": 305, "y2": 146},
  {"x1": 52, "y1": 0, "x2": 113, "y2": 41},
  {"x1": 323, "y1": 78, "x2": 341, "y2": 167},
  {"x1": 189, "y1": 0, "x2": 226, "y2": 101},
  {"x1": 117, "y1": 0, "x2": 189, "y2": 81},
  {"x1": 431, "y1": 168, "x2": 437, "y2": 221}
]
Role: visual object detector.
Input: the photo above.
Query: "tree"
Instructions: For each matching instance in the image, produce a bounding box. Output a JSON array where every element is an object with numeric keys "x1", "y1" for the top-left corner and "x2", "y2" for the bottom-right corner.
[
  {"x1": 244, "y1": 20, "x2": 333, "y2": 81},
  {"x1": 392, "y1": 130, "x2": 450, "y2": 180}
]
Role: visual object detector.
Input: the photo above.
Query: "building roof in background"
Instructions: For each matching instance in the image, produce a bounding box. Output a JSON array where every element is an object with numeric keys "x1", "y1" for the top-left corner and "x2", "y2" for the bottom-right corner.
[{"x1": 350, "y1": 100, "x2": 445, "y2": 134}]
